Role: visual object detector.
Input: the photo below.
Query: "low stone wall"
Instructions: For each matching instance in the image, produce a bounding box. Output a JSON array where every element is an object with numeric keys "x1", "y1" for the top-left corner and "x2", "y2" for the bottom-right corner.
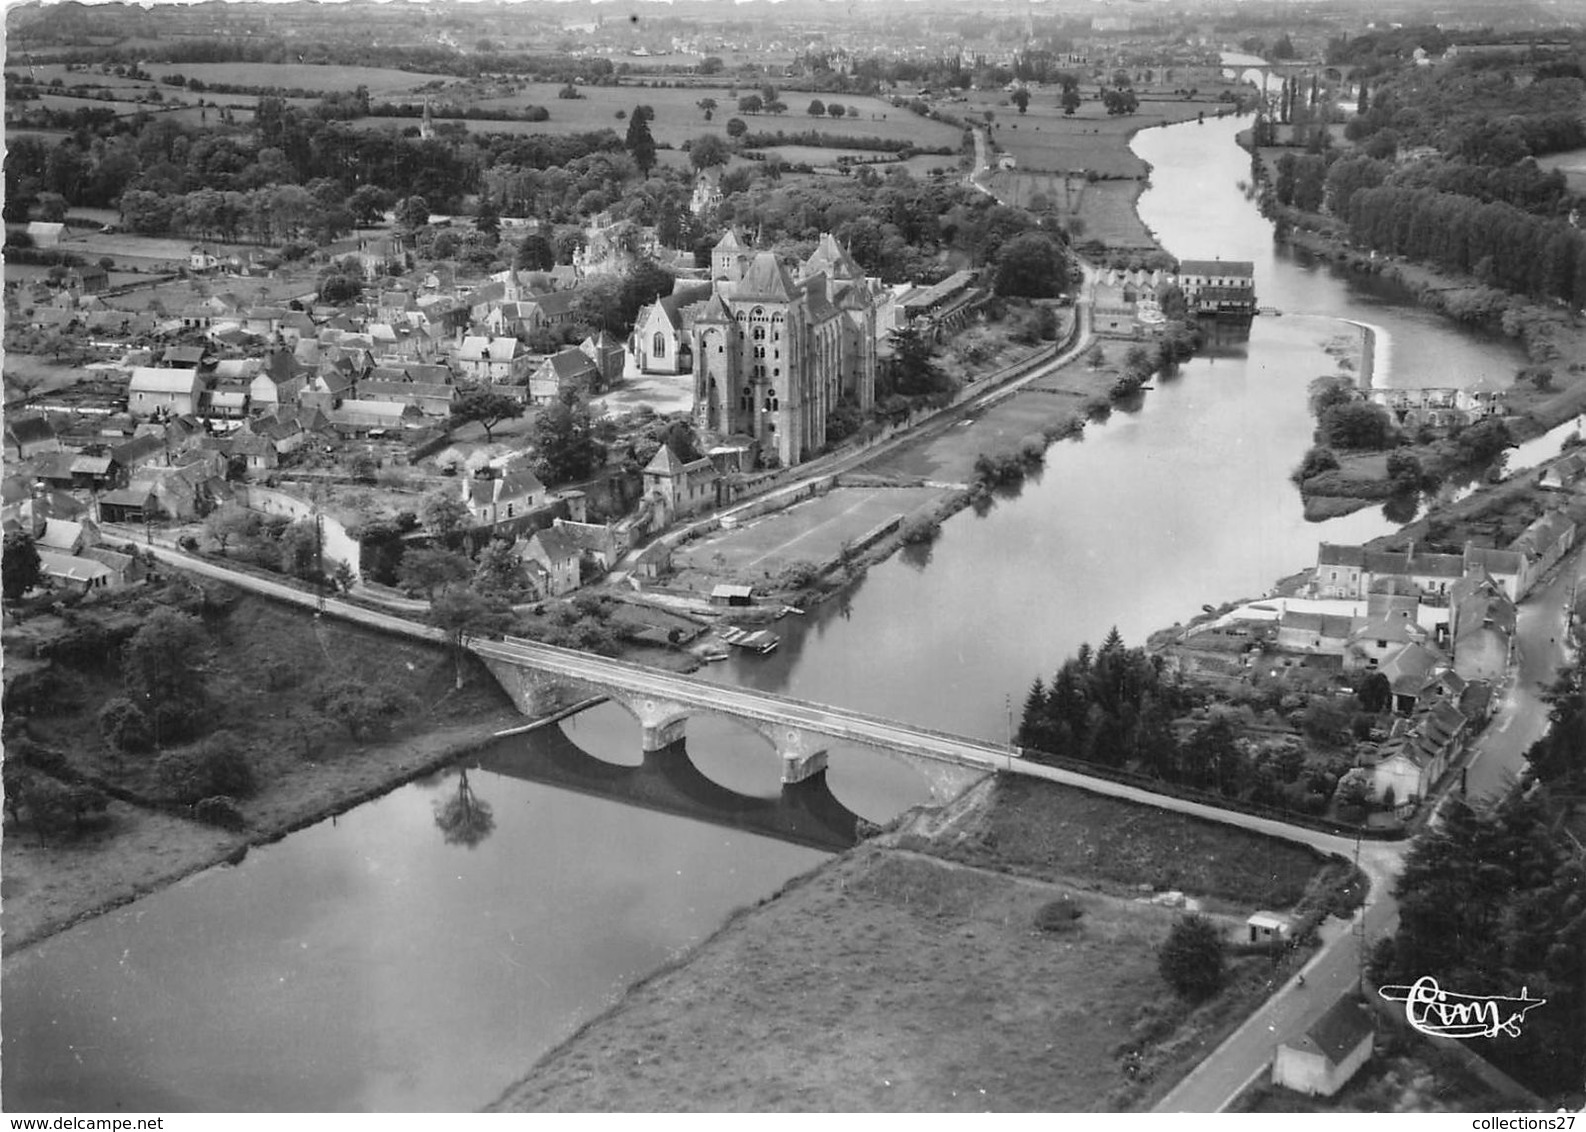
[{"x1": 718, "y1": 474, "x2": 837, "y2": 529}]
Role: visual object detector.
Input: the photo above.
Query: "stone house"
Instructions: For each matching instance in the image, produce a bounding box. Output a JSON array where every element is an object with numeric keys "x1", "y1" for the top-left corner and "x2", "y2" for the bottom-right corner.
[
  {"x1": 642, "y1": 445, "x2": 720, "y2": 526},
  {"x1": 1449, "y1": 573, "x2": 1515, "y2": 687},
  {"x1": 1368, "y1": 699, "x2": 1467, "y2": 805},
  {"x1": 1274, "y1": 610, "x2": 1355, "y2": 658},
  {"x1": 462, "y1": 464, "x2": 546, "y2": 526},
  {"x1": 528, "y1": 348, "x2": 601, "y2": 405}
]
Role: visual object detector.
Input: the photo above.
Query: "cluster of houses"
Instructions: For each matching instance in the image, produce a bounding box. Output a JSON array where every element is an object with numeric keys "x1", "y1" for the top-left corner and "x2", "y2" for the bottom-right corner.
[
  {"x1": 1092, "y1": 259, "x2": 1252, "y2": 338},
  {"x1": 1270, "y1": 510, "x2": 1578, "y2": 810}
]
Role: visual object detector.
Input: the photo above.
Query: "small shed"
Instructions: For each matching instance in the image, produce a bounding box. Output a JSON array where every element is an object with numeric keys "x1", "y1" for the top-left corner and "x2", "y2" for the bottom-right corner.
[
  {"x1": 711, "y1": 583, "x2": 754, "y2": 607},
  {"x1": 1246, "y1": 911, "x2": 1294, "y2": 944},
  {"x1": 1272, "y1": 998, "x2": 1375, "y2": 1097}
]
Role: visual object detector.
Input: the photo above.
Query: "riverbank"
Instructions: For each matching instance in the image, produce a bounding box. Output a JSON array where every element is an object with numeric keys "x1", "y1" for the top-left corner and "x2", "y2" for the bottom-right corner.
[
  {"x1": 490, "y1": 775, "x2": 1349, "y2": 1113},
  {"x1": 0, "y1": 583, "x2": 536, "y2": 956}
]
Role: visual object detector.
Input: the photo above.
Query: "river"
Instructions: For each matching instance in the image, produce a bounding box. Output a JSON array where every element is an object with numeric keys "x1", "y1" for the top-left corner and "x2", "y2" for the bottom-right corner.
[{"x1": 0, "y1": 115, "x2": 1529, "y2": 1112}]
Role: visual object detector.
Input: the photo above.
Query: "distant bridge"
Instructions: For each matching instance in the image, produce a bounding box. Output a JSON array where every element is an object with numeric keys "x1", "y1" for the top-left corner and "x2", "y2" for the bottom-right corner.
[{"x1": 472, "y1": 636, "x2": 1013, "y2": 803}]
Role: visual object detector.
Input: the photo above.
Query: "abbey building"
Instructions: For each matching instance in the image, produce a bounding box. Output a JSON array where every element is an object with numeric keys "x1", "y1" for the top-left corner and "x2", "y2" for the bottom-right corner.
[{"x1": 690, "y1": 231, "x2": 880, "y2": 467}]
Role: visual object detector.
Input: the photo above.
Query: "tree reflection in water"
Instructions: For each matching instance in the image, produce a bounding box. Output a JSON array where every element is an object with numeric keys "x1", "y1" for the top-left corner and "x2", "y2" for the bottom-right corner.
[{"x1": 433, "y1": 767, "x2": 496, "y2": 849}]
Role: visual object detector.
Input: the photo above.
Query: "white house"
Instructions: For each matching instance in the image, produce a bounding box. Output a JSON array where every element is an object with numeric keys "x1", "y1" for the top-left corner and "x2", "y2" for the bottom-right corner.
[
  {"x1": 1271, "y1": 998, "x2": 1374, "y2": 1097},
  {"x1": 128, "y1": 368, "x2": 204, "y2": 419}
]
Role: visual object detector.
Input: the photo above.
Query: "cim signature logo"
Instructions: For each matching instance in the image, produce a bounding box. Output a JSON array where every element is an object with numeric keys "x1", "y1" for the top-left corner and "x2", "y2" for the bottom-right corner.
[{"x1": 1379, "y1": 976, "x2": 1546, "y2": 1039}]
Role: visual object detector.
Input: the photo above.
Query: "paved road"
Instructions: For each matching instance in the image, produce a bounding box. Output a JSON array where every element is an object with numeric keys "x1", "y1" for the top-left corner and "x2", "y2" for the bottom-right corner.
[
  {"x1": 1465, "y1": 549, "x2": 1583, "y2": 801},
  {"x1": 1156, "y1": 548, "x2": 1586, "y2": 1111}
]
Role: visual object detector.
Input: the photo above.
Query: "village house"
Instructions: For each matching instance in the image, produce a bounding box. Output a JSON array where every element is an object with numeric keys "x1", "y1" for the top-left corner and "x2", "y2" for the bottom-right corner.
[
  {"x1": 1449, "y1": 572, "x2": 1516, "y2": 686},
  {"x1": 1345, "y1": 613, "x2": 1431, "y2": 671},
  {"x1": 128, "y1": 368, "x2": 205, "y2": 419},
  {"x1": 528, "y1": 347, "x2": 601, "y2": 404},
  {"x1": 1511, "y1": 510, "x2": 1577, "y2": 580},
  {"x1": 4, "y1": 414, "x2": 62, "y2": 461},
  {"x1": 37, "y1": 548, "x2": 114, "y2": 595},
  {"x1": 1274, "y1": 610, "x2": 1355, "y2": 658},
  {"x1": 81, "y1": 544, "x2": 149, "y2": 588},
  {"x1": 462, "y1": 464, "x2": 546, "y2": 526},
  {"x1": 1462, "y1": 544, "x2": 1531, "y2": 603},
  {"x1": 1368, "y1": 699, "x2": 1467, "y2": 805},
  {"x1": 1380, "y1": 642, "x2": 1453, "y2": 714},
  {"x1": 520, "y1": 525, "x2": 583, "y2": 596},
  {"x1": 1540, "y1": 451, "x2": 1586, "y2": 492},
  {"x1": 1271, "y1": 998, "x2": 1374, "y2": 1097},
  {"x1": 457, "y1": 336, "x2": 533, "y2": 385},
  {"x1": 515, "y1": 518, "x2": 618, "y2": 595}
]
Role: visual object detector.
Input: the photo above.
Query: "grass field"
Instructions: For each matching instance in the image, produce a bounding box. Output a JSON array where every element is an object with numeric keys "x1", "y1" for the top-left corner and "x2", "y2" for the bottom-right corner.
[
  {"x1": 489, "y1": 776, "x2": 1334, "y2": 1112},
  {"x1": 144, "y1": 61, "x2": 457, "y2": 96},
  {"x1": 464, "y1": 84, "x2": 962, "y2": 151},
  {"x1": 674, "y1": 486, "x2": 943, "y2": 585}
]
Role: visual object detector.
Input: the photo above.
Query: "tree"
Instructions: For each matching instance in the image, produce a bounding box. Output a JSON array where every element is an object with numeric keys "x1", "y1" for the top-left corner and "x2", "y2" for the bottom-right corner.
[
  {"x1": 1158, "y1": 913, "x2": 1227, "y2": 1001},
  {"x1": 203, "y1": 503, "x2": 259, "y2": 555},
  {"x1": 1011, "y1": 88, "x2": 1031, "y2": 114},
  {"x1": 420, "y1": 491, "x2": 472, "y2": 546},
  {"x1": 726, "y1": 117, "x2": 749, "y2": 140},
  {"x1": 1061, "y1": 87, "x2": 1082, "y2": 116},
  {"x1": 429, "y1": 584, "x2": 512, "y2": 688},
  {"x1": 474, "y1": 539, "x2": 533, "y2": 601},
  {"x1": 887, "y1": 326, "x2": 950, "y2": 397},
  {"x1": 517, "y1": 232, "x2": 555, "y2": 271},
  {"x1": 625, "y1": 107, "x2": 657, "y2": 175},
  {"x1": 3, "y1": 531, "x2": 42, "y2": 603},
  {"x1": 993, "y1": 231, "x2": 1069, "y2": 298},
  {"x1": 689, "y1": 133, "x2": 730, "y2": 171},
  {"x1": 737, "y1": 94, "x2": 764, "y2": 115},
  {"x1": 473, "y1": 193, "x2": 500, "y2": 243},
  {"x1": 697, "y1": 96, "x2": 718, "y2": 118},
  {"x1": 1319, "y1": 402, "x2": 1396, "y2": 450},
  {"x1": 1356, "y1": 671, "x2": 1391, "y2": 713},
  {"x1": 122, "y1": 607, "x2": 208, "y2": 718},
  {"x1": 394, "y1": 195, "x2": 429, "y2": 231},
  {"x1": 826, "y1": 102, "x2": 846, "y2": 118},
  {"x1": 1272, "y1": 33, "x2": 1296, "y2": 59},
  {"x1": 398, "y1": 548, "x2": 472, "y2": 602},
  {"x1": 532, "y1": 393, "x2": 605, "y2": 484},
  {"x1": 433, "y1": 768, "x2": 495, "y2": 849},
  {"x1": 449, "y1": 388, "x2": 524, "y2": 442},
  {"x1": 807, "y1": 99, "x2": 826, "y2": 117}
]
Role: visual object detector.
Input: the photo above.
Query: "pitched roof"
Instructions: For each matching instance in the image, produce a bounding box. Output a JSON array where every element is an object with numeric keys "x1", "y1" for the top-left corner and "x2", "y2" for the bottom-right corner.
[
  {"x1": 644, "y1": 445, "x2": 686, "y2": 477},
  {"x1": 1284, "y1": 998, "x2": 1372, "y2": 1067},
  {"x1": 6, "y1": 414, "x2": 57, "y2": 446},
  {"x1": 1179, "y1": 259, "x2": 1255, "y2": 278},
  {"x1": 803, "y1": 232, "x2": 863, "y2": 281},
  {"x1": 542, "y1": 348, "x2": 599, "y2": 381},
  {"x1": 130, "y1": 367, "x2": 202, "y2": 394},
  {"x1": 1280, "y1": 610, "x2": 1355, "y2": 639},
  {"x1": 528, "y1": 525, "x2": 580, "y2": 563},
  {"x1": 714, "y1": 228, "x2": 749, "y2": 252},
  {"x1": 733, "y1": 252, "x2": 796, "y2": 302}
]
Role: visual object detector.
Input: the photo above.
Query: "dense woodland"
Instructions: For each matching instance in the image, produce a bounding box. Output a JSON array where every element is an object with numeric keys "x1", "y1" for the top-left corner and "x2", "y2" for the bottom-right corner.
[{"x1": 1257, "y1": 48, "x2": 1586, "y2": 324}]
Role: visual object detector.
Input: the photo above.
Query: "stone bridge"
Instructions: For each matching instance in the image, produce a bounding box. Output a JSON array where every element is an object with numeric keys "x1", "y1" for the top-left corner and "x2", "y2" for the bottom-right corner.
[{"x1": 473, "y1": 636, "x2": 1011, "y2": 803}]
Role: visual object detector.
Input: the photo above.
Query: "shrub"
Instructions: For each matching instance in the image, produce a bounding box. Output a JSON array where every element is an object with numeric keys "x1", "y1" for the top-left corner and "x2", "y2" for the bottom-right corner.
[
  {"x1": 774, "y1": 560, "x2": 821, "y2": 589},
  {"x1": 157, "y1": 732, "x2": 255, "y2": 804},
  {"x1": 194, "y1": 795, "x2": 246, "y2": 830},
  {"x1": 899, "y1": 513, "x2": 940, "y2": 545},
  {"x1": 98, "y1": 697, "x2": 153, "y2": 752},
  {"x1": 1158, "y1": 913, "x2": 1227, "y2": 1000},
  {"x1": 1034, "y1": 896, "x2": 1086, "y2": 933},
  {"x1": 1291, "y1": 445, "x2": 1340, "y2": 485}
]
